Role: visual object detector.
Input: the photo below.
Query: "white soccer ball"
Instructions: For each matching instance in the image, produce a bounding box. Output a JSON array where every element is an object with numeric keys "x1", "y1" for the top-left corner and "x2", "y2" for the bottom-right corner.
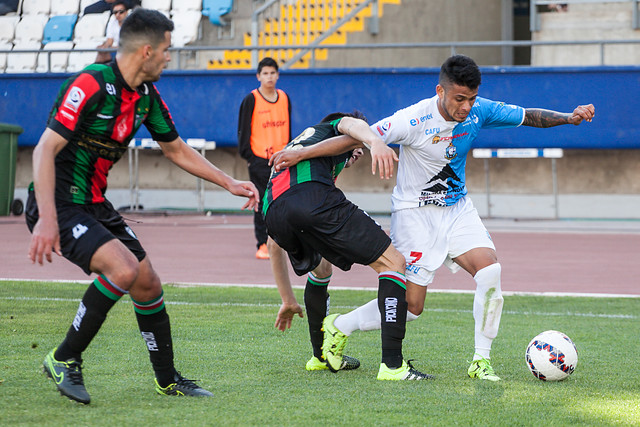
[{"x1": 525, "y1": 330, "x2": 578, "y2": 381}]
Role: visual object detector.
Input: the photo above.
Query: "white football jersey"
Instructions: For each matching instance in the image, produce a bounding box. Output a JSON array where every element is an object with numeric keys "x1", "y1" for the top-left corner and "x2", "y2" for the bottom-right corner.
[{"x1": 371, "y1": 95, "x2": 525, "y2": 211}]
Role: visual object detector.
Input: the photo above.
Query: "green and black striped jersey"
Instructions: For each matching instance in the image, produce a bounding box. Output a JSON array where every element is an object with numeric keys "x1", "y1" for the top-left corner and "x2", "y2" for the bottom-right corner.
[
  {"x1": 262, "y1": 118, "x2": 352, "y2": 216},
  {"x1": 47, "y1": 61, "x2": 178, "y2": 205}
]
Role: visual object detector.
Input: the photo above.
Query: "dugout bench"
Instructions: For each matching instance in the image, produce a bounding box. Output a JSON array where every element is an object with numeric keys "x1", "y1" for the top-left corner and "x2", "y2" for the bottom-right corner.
[
  {"x1": 127, "y1": 138, "x2": 217, "y2": 212},
  {"x1": 472, "y1": 148, "x2": 563, "y2": 219}
]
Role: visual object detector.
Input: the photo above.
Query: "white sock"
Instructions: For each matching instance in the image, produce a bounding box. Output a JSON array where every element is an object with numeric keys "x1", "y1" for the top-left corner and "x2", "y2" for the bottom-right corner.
[
  {"x1": 334, "y1": 298, "x2": 420, "y2": 336},
  {"x1": 472, "y1": 263, "x2": 503, "y2": 360}
]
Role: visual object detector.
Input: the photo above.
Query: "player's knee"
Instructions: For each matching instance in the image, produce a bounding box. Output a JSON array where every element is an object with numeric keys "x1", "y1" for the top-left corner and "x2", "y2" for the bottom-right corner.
[
  {"x1": 109, "y1": 260, "x2": 139, "y2": 291},
  {"x1": 407, "y1": 298, "x2": 424, "y2": 316}
]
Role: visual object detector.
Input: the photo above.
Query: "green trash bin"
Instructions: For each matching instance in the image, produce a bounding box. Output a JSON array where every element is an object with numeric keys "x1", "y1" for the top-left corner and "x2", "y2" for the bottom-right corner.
[{"x1": 0, "y1": 123, "x2": 24, "y2": 216}]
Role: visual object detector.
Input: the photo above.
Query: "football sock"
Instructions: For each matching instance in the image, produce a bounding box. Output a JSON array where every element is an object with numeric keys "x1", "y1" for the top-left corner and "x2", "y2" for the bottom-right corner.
[
  {"x1": 335, "y1": 299, "x2": 421, "y2": 336},
  {"x1": 55, "y1": 275, "x2": 125, "y2": 362},
  {"x1": 304, "y1": 272, "x2": 330, "y2": 359},
  {"x1": 378, "y1": 271, "x2": 408, "y2": 369},
  {"x1": 133, "y1": 292, "x2": 176, "y2": 386},
  {"x1": 472, "y1": 263, "x2": 503, "y2": 360}
]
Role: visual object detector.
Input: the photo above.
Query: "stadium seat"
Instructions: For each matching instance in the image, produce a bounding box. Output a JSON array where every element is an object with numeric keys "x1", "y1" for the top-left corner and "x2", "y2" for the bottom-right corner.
[
  {"x1": 6, "y1": 43, "x2": 40, "y2": 73},
  {"x1": 36, "y1": 41, "x2": 74, "y2": 72},
  {"x1": 42, "y1": 15, "x2": 78, "y2": 45},
  {"x1": 171, "y1": 11, "x2": 201, "y2": 47},
  {"x1": 202, "y1": 0, "x2": 233, "y2": 26},
  {"x1": 50, "y1": 0, "x2": 81, "y2": 16},
  {"x1": 21, "y1": 0, "x2": 51, "y2": 16},
  {"x1": 73, "y1": 11, "x2": 109, "y2": 44},
  {"x1": 141, "y1": 0, "x2": 171, "y2": 14},
  {"x1": 172, "y1": 0, "x2": 201, "y2": 13},
  {"x1": 14, "y1": 15, "x2": 48, "y2": 46},
  {"x1": 67, "y1": 41, "x2": 98, "y2": 72},
  {"x1": 0, "y1": 15, "x2": 19, "y2": 45}
]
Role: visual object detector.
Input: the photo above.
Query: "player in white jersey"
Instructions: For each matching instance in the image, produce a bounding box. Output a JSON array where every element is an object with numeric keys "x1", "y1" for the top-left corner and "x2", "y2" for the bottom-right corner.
[{"x1": 270, "y1": 55, "x2": 595, "y2": 381}]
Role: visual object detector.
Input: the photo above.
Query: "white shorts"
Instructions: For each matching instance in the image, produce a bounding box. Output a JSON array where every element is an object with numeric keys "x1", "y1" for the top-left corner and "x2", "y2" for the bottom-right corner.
[{"x1": 390, "y1": 196, "x2": 495, "y2": 287}]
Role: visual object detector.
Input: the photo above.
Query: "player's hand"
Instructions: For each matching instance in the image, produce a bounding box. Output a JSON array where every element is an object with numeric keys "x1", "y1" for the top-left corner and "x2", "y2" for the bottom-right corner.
[
  {"x1": 269, "y1": 150, "x2": 303, "y2": 172},
  {"x1": 274, "y1": 301, "x2": 304, "y2": 331},
  {"x1": 568, "y1": 104, "x2": 595, "y2": 125},
  {"x1": 228, "y1": 180, "x2": 259, "y2": 211},
  {"x1": 369, "y1": 139, "x2": 398, "y2": 179},
  {"x1": 28, "y1": 217, "x2": 62, "y2": 265}
]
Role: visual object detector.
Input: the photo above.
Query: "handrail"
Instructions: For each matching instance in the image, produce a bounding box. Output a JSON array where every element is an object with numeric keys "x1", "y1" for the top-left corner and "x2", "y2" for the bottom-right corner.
[
  {"x1": 530, "y1": 0, "x2": 640, "y2": 31},
  {"x1": 281, "y1": 0, "x2": 376, "y2": 70},
  {"x1": 250, "y1": 0, "x2": 280, "y2": 67},
  {"x1": 3, "y1": 38, "x2": 640, "y2": 72}
]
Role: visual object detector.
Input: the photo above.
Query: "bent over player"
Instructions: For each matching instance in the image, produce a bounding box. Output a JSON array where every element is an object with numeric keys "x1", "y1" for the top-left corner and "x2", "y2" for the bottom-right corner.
[
  {"x1": 264, "y1": 112, "x2": 432, "y2": 380},
  {"x1": 27, "y1": 9, "x2": 258, "y2": 404},
  {"x1": 272, "y1": 55, "x2": 595, "y2": 381}
]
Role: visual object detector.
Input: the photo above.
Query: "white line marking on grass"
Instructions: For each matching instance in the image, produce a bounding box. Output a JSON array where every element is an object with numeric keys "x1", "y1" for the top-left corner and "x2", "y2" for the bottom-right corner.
[{"x1": 1, "y1": 296, "x2": 636, "y2": 319}]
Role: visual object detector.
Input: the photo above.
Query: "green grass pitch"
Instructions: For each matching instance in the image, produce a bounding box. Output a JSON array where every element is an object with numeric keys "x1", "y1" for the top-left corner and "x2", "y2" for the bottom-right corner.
[{"x1": 1, "y1": 280, "x2": 638, "y2": 426}]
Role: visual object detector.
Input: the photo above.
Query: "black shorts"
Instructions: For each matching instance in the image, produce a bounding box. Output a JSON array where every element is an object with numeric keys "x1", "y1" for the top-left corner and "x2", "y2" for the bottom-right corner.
[
  {"x1": 264, "y1": 182, "x2": 391, "y2": 276},
  {"x1": 26, "y1": 188, "x2": 146, "y2": 275}
]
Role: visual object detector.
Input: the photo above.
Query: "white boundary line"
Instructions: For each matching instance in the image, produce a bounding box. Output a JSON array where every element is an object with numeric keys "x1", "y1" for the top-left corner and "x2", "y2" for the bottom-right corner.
[
  {"x1": 1, "y1": 278, "x2": 638, "y2": 299},
  {"x1": 1, "y1": 295, "x2": 636, "y2": 319}
]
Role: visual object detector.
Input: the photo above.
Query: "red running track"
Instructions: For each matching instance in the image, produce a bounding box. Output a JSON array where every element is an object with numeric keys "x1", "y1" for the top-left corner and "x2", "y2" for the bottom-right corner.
[{"x1": 1, "y1": 213, "x2": 638, "y2": 296}]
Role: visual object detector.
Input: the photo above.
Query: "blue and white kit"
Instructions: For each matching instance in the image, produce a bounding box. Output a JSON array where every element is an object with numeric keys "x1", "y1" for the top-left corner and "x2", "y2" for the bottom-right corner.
[{"x1": 371, "y1": 95, "x2": 525, "y2": 285}]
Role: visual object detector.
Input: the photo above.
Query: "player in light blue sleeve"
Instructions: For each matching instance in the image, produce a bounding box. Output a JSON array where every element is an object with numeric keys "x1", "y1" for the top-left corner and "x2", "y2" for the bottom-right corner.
[{"x1": 276, "y1": 55, "x2": 595, "y2": 382}]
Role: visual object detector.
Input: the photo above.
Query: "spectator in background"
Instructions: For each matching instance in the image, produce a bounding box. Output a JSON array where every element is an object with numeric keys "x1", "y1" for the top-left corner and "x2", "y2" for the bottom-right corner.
[
  {"x1": 0, "y1": 0, "x2": 18, "y2": 15},
  {"x1": 237, "y1": 57, "x2": 292, "y2": 260},
  {"x1": 84, "y1": 0, "x2": 140, "y2": 15},
  {"x1": 96, "y1": 1, "x2": 129, "y2": 63}
]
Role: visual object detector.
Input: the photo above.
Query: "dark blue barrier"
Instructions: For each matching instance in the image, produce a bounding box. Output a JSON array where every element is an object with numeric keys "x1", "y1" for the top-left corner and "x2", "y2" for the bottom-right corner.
[{"x1": 0, "y1": 66, "x2": 636, "y2": 148}]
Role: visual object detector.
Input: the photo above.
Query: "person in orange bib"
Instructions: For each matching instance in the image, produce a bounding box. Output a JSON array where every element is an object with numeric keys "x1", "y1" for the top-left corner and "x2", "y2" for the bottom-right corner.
[{"x1": 238, "y1": 57, "x2": 292, "y2": 260}]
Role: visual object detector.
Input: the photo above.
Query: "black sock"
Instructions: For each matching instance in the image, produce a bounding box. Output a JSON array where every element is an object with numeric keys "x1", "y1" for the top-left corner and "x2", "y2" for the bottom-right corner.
[
  {"x1": 378, "y1": 272, "x2": 408, "y2": 369},
  {"x1": 133, "y1": 294, "x2": 175, "y2": 387},
  {"x1": 55, "y1": 277, "x2": 123, "y2": 362},
  {"x1": 304, "y1": 273, "x2": 330, "y2": 359}
]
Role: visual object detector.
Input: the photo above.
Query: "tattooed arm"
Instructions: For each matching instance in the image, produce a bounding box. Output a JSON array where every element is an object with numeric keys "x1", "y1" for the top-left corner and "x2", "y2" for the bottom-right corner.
[{"x1": 523, "y1": 104, "x2": 595, "y2": 128}]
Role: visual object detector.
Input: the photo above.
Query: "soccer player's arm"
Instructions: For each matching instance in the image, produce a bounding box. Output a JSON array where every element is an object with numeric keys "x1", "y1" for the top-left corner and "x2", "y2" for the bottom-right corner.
[
  {"x1": 146, "y1": 89, "x2": 259, "y2": 210},
  {"x1": 29, "y1": 73, "x2": 100, "y2": 265},
  {"x1": 28, "y1": 129, "x2": 69, "y2": 265},
  {"x1": 522, "y1": 104, "x2": 594, "y2": 127},
  {"x1": 237, "y1": 94, "x2": 255, "y2": 161}
]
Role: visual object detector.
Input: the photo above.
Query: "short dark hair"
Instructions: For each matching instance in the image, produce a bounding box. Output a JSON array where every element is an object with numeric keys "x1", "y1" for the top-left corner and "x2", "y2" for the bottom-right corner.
[
  {"x1": 112, "y1": 1, "x2": 128, "y2": 10},
  {"x1": 257, "y1": 57, "x2": 278, "y2": 73},
  {"x1": 439, "y1": 55, "x2": 482, "y2": 90},
  {"x1": 119, "y1": 8, "x2": 174, "y2": 52},
  {"x1": 321, "y1": 110, "x2": 367, "y2": 123}
]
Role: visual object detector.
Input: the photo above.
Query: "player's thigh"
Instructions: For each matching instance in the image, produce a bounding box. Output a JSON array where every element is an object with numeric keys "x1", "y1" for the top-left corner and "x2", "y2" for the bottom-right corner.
[{"x1": 447, "y1": 198, "x2": 496, "y2": 275}]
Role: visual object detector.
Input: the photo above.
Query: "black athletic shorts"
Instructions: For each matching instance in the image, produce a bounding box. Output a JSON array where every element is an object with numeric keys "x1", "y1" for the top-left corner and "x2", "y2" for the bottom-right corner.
[
  {"x1": 264, "y1": 181, "x2": 391, "y2": 276},
  {"x1": 26, "y1": 187, "x2": 146, "y2": 275}
]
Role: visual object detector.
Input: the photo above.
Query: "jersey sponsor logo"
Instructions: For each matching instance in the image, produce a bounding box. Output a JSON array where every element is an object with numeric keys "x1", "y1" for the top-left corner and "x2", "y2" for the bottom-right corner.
[
  {"x1": 433, "y1": 131, "x2": 469, "y2": 144},
  {"x1": 63, "y1": 86, "x2": 86, "y2": 113},
  {"x1": 262, "y1": 120, "x2": 286, "y2": 128},
  {"x1": 115, "y1": 116, "x2": 130, "y2": 141},
  {"x1": 445, "y1": 142, "x2": 457, "y2": 160},
  {"x1": 409, "y1": 113, "x2": 433, "y2": 126},
  {"x1": 425, "y1": 127, "x2": 439, "y2": 136},
  {"x1": 406, "y1": 263, "x2": 421, "y2": 274}
]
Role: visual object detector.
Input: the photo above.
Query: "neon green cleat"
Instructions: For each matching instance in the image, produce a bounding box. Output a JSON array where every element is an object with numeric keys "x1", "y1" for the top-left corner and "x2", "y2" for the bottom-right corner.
[
  {"x1": 321, "y1": 314, "x2": 348, "y2": 372},
  {"x1": 155, "y1": 372, "x2": 213, "y2": 397},
  {"x1": 43, "y1": 347, "x2": 91, "y2": 404},
  {"x1": 468, "y1": 356, "x2": 501, "y2": 381},
  {"x1": 305, "y1": 355, "x2": 361, "y2": 371},
  {"x1": 377, "y1": 360, "x2": 434, "y2": 380}
]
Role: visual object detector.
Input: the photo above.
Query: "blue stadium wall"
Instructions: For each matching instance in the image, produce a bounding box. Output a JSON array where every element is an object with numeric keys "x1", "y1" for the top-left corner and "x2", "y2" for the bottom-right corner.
[{"x1": 0, "y1": 66, "x2": 637, "y2": 148}]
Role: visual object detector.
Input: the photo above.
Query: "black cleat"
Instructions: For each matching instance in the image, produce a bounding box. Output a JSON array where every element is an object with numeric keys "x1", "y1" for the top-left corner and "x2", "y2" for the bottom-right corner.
[
  {"x1": 155, "y1": 372, "x2": 213, "y2": 397},
  {"x1": 43, "y1": 348, "x2": 91, "y2": 404}
]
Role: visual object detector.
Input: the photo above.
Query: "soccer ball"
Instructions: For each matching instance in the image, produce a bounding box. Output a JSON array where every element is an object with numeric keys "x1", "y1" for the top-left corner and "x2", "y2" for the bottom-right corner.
[{"x1": 525, "y1": 330, "x2": 578, "y2": 381}]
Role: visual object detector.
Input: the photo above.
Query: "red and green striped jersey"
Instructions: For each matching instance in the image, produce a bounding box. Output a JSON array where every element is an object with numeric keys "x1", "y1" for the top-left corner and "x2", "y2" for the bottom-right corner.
[
  {"x1": 47, "y1": 61, "x2": 179, "y2": 205},
  {"x1": 262, "y1": 118, "x2": 352, "y2": 216}
]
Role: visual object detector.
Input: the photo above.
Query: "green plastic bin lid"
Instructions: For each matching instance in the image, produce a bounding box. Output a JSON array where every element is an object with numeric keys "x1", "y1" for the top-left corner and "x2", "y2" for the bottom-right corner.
[{"x1": 0, "y1": 123, "x2": 24, "y2": 134}]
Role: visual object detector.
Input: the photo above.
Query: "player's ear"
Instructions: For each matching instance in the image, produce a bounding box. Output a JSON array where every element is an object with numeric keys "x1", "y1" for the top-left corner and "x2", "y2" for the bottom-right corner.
[{"x1": 436, "y1": 84, "x2": 444, "y2": 98}]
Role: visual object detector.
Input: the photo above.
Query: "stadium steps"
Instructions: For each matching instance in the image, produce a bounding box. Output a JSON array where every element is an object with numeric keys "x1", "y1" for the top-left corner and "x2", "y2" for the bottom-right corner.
[{"x1": 207, "y1": 0, "x2": 401, "y2": 70}]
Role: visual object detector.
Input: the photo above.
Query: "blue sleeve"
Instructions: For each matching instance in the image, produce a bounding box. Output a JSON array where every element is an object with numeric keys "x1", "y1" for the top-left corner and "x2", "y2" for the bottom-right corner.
[{"x1": 477, "y1": 97, "x2": 525, "y2": 129}]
